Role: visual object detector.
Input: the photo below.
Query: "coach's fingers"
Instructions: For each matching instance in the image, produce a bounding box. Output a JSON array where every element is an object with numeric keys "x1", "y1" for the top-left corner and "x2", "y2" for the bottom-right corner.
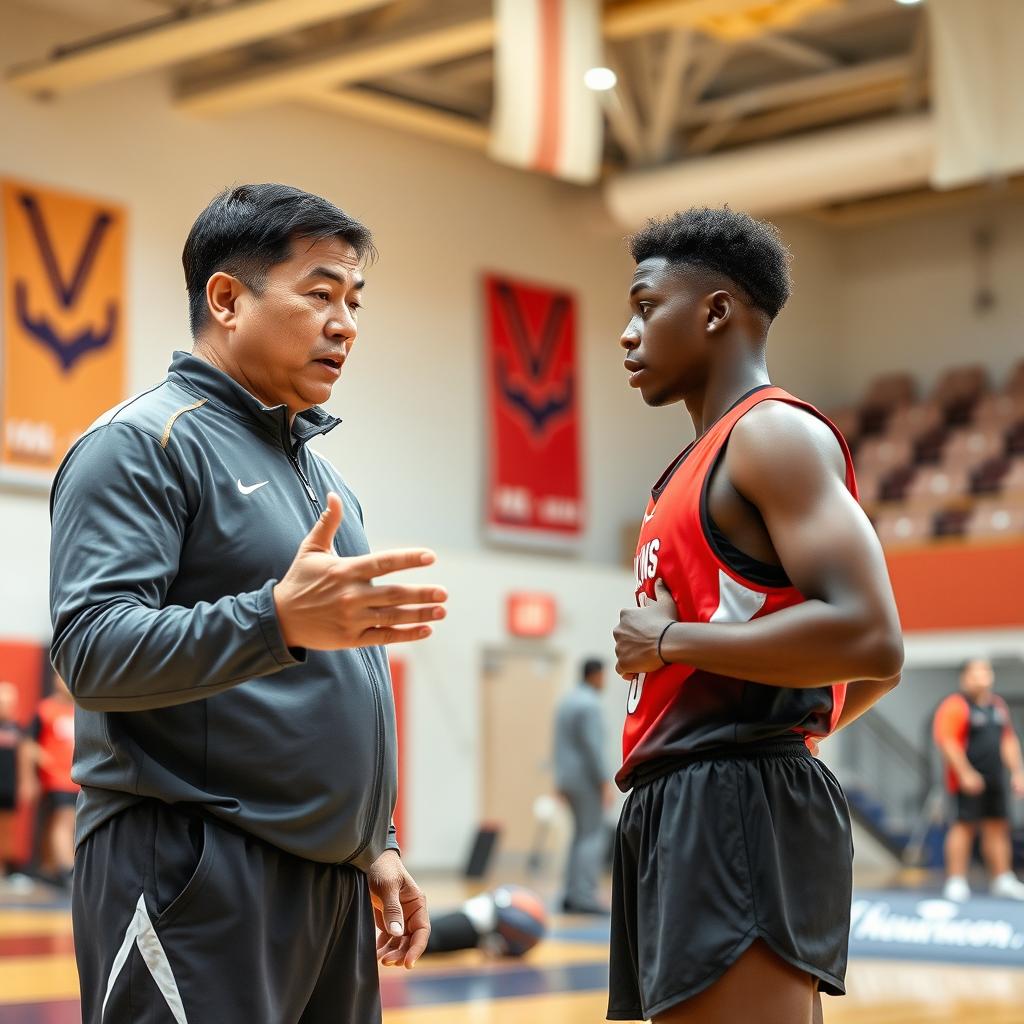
[
  {"x1": 362, "y1": 604, "x2": 447, "y2": 629},
  {"x1": 299, "y1": 492, "x2": 343, "y2": 554},
  {"x1": 361, "y1": 624, "x2": 435, "y2": 646},
  {"x1": 368, "y1": 584, "x2": 449, "y2": 608},
  {"x1": 350, "y1": 548, "x2": 437, "y2": 581}
]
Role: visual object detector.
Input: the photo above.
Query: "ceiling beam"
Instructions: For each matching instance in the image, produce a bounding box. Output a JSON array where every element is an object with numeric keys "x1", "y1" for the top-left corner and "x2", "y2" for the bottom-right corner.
[
  {"x1": 646, "y1": 29, "x2": 694, "y2": 161},
  {"x1": 180, "y1": 0, "x2": 840, "y2": 117},
  {"x1": 604, "y1": 0, "x2": 793, "y2": 40},
  {"x1": 303, "y1": 87, "x2": 489, "y2": 151},
  {"x1": 809, "y1": 176, "x2": 1024, "y2": 229},
  {"x1": 178, "y1": 6, "x2": 494, "y2": 115},
  {"x1": 690, "y1": 78, "x2": 905, "y2": 152},
  {"x1": 744, "y1": 33, "x2": 839, "y2": 72},
  {"x1": 684, "y1": 55, "x2": 909, "y2": 124},
  {"x1": 601, "y1": 50, "x2": 647, "y2": 166},
  {"x1": 7, "y1": 0, "x2": 392, "y2": 96}
]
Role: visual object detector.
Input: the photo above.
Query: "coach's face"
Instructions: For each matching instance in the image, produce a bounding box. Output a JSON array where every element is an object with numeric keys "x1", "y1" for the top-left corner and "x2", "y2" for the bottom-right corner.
[
  {"x1": 208, "y1": 235, "x2": 364, "y2": 419},
  {"x1": 620, "y1": 258, "x2": 730, "y2": 408}
]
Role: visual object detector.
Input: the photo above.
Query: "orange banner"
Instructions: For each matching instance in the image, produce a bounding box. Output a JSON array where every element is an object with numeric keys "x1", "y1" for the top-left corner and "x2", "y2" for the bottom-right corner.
[{"x1": 2, "y1": 178, "x2": 126, "y2": 475}]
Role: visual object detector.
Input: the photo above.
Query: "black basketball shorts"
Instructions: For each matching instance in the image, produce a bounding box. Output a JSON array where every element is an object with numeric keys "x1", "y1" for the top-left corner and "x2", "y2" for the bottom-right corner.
[{"x1": 608, "y1": 737, "x2": 853, "y2": 1021}]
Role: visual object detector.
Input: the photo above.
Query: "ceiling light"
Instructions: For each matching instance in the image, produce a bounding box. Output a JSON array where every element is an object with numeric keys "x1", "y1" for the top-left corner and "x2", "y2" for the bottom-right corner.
[
  {"x1": 894, "y1": 0, "x2": 923, "y2": 6},
  {"x1": 584, "y1": 67, "x2": 617, "y2": 92}
]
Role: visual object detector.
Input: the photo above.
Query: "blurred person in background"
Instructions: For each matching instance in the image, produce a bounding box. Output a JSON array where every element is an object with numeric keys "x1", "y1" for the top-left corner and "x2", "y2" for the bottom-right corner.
[
  {"x1": 553, "y1": 657, "x2": 611, "y2": 915},
  {"x1": 934, "y1": 658, "x2": 1024, "y2": 902},
  {"x1": 29, "y1": 675, "x2": 77, "y2": 886},
  {"x1": 0, "y1": 681, "x2": 35, "y2": 892}
]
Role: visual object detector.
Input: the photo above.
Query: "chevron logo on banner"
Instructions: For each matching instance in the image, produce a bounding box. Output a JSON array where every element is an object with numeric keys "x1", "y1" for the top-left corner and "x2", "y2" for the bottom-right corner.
[{"x1": 2, "y1": 179, "x2": 126, "y2": 474}]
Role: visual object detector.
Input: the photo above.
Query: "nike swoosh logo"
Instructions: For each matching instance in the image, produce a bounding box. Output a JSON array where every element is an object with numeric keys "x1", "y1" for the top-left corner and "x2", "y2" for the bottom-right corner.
[
  {"x1": 237, "y1": 479, "x2": 269, "y2": 495},
  {"x1": 643, "y1": 511, "x2": 656, "y2": 524}
]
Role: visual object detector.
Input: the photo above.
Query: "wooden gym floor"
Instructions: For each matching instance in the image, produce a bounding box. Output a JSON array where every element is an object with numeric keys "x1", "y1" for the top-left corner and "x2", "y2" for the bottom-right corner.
[{"x1": 2, "y1": 879, "x2": 1024, "y2": 1024}]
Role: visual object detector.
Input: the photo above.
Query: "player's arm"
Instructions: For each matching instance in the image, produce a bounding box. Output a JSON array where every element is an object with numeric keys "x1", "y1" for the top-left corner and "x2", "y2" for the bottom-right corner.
[
  {"x1": 997, "y1": 700, "x2": 1024, "y2": 796},
  {"x1": 615, "y1": 401, "x2": 903, "y2": 688},
  {"x1": 829, "y1": 675, "x2": 902, "y2": 734}
]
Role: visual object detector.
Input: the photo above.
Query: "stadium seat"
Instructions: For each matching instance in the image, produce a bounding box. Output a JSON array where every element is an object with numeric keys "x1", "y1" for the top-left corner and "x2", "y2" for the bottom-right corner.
[
  {"x1": 872, "y1": 506, "x2": 935, "y2": 547},
  {"x1": 942, "y1": 426, "x2": 1006, "y2": 471},
  {"x1": 972, "y1": 391, "x2": 1024, "y2": 429},
  {"x1": 885, "y1": 401, "x2": 943, "y2": 442},
  {"x1": 965, "y1": 496, "x2": 1024, "y2": 542},
  {"x1": 904, "y1": 465, "x2": 971, "y2": 504}
]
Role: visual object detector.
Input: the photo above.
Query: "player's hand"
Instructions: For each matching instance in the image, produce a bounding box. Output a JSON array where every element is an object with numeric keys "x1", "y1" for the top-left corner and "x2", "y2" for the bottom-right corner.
[
  {"x1": 273, "y1": 493, "x2": 447, "y2": 650},
  {"x1": 614, "y1": 579, "x2": 680, "y2": 677},
  {"x1": 1011, "y1": 770, "x2": 1024, "y2": 799},
  {"x1": 805, "y1": 736, "x2": 821, "y2": 757},
  {"x1": 959, "y1": 768, "x2": 986, "y2": 795},
  {"x1": 369, "y1": 850, "x2": 430, "y2": 970}
]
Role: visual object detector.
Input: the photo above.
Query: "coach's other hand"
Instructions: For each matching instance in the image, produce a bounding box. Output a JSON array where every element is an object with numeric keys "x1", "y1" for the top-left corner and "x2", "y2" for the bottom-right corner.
[
  {"x1": 273, "y1": 492, "x2": 447, "y2": 650},
  {"x1": 614, "y1": 579, "x2": 681, "y2": 677},
  {"x1": 369, "y1": 850, "x2": 430, "y2": 970}
]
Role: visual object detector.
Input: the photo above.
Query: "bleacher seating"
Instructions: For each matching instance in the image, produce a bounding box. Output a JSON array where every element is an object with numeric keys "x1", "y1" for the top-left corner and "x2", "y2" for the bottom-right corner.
[{"x1": 829, "y1": 358, "x2": 1024, "y2": 547}]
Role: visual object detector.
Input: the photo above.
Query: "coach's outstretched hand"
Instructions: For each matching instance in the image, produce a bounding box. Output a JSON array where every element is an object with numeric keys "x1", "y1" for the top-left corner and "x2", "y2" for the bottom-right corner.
[
  {"x1": 369, "y1": 850, "x2": 430, "y2": 970},
  {"x1": 273, "y1": 492, "x2": 447, "y2": 650}
]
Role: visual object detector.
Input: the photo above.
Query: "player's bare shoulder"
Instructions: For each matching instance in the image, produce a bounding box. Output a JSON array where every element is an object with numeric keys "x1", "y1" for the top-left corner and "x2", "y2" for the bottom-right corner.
[{"x1": 726, "y1": 399, "x2": 847, "y2": 503}]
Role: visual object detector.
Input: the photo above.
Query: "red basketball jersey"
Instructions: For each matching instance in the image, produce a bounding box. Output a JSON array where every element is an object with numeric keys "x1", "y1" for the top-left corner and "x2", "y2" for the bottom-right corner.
[{"x1": 618, "y1": 385, "x2": 856, "y2": 789}]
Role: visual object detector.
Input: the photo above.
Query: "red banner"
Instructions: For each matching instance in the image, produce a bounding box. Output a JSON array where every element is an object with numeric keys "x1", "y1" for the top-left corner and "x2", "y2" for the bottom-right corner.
[{"x1": 485, "y1": 274, "x2": 583, "y2": 544}]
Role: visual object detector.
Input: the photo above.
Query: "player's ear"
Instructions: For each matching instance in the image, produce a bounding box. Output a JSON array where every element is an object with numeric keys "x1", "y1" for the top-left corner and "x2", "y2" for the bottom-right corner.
[{"x1": 705, "y1": 290, "x2": 732, "y2": 333}]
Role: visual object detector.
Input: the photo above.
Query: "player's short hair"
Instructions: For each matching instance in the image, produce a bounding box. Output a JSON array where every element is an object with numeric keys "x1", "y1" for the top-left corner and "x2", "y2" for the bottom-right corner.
[
  {"x1": 628, "y1": 207, "x2": 792, "y2": 321},
  {"x1": 182, "y1": 183, "x2": 375, "y2": 336},
  {"x1": 582, "y1": 658, "x2": 604, "y2": 682}
]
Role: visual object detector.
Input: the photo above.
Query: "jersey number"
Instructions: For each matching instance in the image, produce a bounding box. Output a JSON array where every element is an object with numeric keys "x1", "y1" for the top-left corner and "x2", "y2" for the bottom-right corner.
[{"x1": 626, "y1": 672, "x2": 645, "y2": 714}]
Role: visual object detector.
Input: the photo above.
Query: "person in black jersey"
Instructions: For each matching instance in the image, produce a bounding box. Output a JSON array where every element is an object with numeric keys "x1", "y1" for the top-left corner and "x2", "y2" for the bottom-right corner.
[{"x1": 934, "y1": 659, "x2": 1024, "y2": 902}]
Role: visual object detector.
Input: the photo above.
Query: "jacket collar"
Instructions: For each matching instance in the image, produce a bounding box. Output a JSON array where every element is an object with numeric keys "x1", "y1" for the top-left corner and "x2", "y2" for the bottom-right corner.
[{"x1": 167, "y1": 351, "x2": 342, "y2": 450}]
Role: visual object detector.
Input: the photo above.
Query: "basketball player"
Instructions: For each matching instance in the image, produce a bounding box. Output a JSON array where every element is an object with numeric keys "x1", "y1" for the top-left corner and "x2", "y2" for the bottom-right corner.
[
  {"x1": 609, "y1": 208, "x2": 904, "y2": 1024},
  {"x1": 50, "y1": 184, "x2": 446, "y2": 1023}
]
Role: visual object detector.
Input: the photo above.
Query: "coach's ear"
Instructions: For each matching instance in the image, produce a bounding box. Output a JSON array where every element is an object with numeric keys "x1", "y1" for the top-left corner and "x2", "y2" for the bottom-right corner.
[
  {"x1": 705, "y1": 290, "x2": 733, "y2": 334},
  {"x1": 205, "y1": 271, "x2": 246, "y2": 331}
]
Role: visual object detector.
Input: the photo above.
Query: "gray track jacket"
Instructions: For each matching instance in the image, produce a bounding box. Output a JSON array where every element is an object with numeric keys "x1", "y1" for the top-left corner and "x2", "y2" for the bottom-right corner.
[{"x1": 49, "y1": 352, "x2": 398, "y2": 870}]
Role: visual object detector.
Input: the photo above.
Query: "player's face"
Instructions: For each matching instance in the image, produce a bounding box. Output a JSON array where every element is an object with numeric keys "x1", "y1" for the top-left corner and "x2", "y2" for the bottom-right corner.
[
  {"x1": 620, "y1": 258, "x2": 711, "y2": 407},
  {"x1": 227, "y1": 236, "x2": 364, "y2": 416}
]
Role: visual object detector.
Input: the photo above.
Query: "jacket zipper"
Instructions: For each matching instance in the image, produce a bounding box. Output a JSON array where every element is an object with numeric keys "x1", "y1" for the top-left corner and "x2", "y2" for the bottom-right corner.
[{"x1": 288, "y1": 443, "x2": 388, "y2": 865}]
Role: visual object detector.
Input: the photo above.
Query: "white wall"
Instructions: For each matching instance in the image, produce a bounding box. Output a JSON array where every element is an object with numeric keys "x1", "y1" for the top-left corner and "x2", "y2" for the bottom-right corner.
[{"x1": 834, "y1": 201, "x2": 1024, "y2": 402}]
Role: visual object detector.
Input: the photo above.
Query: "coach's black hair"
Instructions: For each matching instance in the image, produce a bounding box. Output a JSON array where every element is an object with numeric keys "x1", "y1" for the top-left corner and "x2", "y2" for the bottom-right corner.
[
  {"x1": 628, "y1": 207, "x2": 792, "y2": 321},
  {"x1": 182, "y1": 183, "x2": 376, "y2": 336},
  {"x1": 582, "y1": 658, "x2": 604, "y2": 682}
]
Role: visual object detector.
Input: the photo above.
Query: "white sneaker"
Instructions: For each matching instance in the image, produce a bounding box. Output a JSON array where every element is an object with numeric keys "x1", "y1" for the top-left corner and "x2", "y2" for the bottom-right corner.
[
  {"x1": 943, "y1": 876, "x2": 971, "y2": 903},
  {"x1": 991, "y1": 872, "x2": 1024, "y2": 901}
]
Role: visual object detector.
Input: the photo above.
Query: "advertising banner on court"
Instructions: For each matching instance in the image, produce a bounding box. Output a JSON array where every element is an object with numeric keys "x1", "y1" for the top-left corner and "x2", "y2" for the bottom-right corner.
[
  {"x1": 1, "y1": 178, "x2": 126, "y2": 479},
  {"x1": 848, "y1": 891, "x2": 1024, "y2": 966},
  {"x1": 485, "y1": 274, "x2": 583, "y2": 547}
]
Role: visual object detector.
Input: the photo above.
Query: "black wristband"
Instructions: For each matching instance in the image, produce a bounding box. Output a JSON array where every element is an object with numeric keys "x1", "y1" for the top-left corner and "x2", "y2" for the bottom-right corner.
[{"x1": 657, "y1": 622, "x2": 675, "y2": 666}]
